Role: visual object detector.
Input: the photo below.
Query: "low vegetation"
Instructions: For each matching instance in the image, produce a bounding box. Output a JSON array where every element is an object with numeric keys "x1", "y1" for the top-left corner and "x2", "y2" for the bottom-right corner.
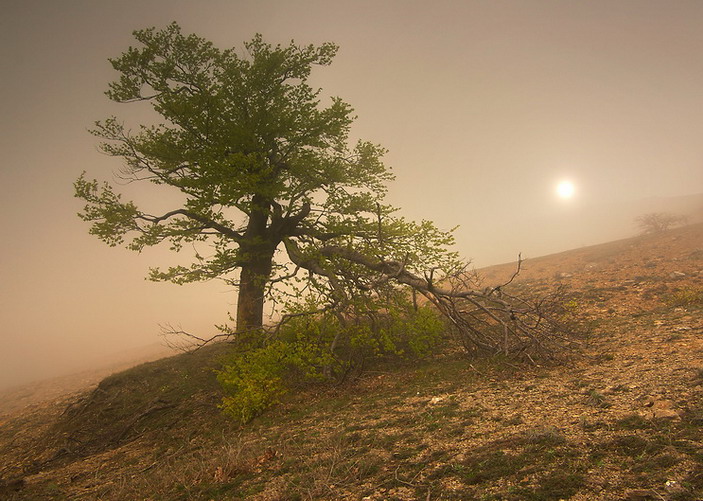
[
  {"x1": 218, "y1": 301, "x2": 445, "y2": 423},
  {"x1": 667, "y1": 286, "x2": 703, "y2": 308}
]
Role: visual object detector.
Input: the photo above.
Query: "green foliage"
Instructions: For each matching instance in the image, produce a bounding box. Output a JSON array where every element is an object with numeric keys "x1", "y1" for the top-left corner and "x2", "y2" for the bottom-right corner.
[
  {"x1": 75, "y1": 22, "x2": 459, "y2": 333},
  {"x1": 217, "y1": 302, "x2": 444, "y2": 423},
  {"x1": 396, "y1": 305, "x2": 446, "y2": 356},
  {"x1": 76, "y1": 23, "x2": 384, "y2": 267},
  {"x1": 217, "y1": 341, "x2": 292, "y2": 424},
  {"x1": 341, "y1": 305, "x2": 445, "y2": 361},
  {"x1": 74, "y1": 173, "x2": 139, "y2": 247}
]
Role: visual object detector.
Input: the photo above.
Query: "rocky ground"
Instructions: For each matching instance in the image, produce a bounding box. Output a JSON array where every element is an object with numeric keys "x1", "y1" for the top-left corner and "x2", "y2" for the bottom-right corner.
[{"x1": 0, "y1": 223, "x2": 702, "y2": 500}]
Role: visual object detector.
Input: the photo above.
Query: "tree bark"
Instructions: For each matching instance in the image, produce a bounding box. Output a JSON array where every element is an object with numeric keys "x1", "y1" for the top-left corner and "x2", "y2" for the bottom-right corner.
[
  {"x1": 235, "y1": 194, "x2": 277, "y2": 335},
  {"x1": 236, "y1": 249, "x2": 275, "y2": 335},
  {"x1": 234, "y1": 197, "x2": 311, "y2": 335}
]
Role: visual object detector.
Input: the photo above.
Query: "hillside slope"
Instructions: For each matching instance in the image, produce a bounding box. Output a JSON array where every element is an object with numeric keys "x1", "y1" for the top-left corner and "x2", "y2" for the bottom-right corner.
[
  {"x1": 0, "y1": 343, "x2": 173, "y2": 416},
  {"x1": 1, "y1": 223, "x2": 702, "y2": 500}
]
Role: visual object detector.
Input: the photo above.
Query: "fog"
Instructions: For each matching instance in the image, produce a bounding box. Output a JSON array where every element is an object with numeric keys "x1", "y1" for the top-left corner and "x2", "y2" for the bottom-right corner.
[{"x1": 2, "y1": 0, "x2": 702, "y2": 390}]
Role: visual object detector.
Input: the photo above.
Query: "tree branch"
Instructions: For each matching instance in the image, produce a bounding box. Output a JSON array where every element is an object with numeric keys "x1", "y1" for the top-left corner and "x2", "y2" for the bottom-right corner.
[{"x1": 138, "y1": 209, "x2": 243, "y2": 241}]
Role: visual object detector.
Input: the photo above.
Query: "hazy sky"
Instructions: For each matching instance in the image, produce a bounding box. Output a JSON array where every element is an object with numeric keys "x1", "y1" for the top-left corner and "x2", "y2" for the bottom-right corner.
[{"x1": 2, "y1": 0, "x2": 702, "y2": 388}]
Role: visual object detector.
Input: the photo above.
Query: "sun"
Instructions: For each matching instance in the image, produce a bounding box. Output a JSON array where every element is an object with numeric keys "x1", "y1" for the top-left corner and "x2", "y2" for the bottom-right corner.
[{"x1": 556, "y1": 180, "x2": 576, "y2": 199}]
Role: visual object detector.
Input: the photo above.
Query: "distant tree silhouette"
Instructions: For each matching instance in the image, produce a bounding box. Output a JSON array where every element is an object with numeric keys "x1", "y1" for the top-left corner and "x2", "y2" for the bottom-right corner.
[{"x1": 635, "y1": 212, "x2": 688, "y2": 234}]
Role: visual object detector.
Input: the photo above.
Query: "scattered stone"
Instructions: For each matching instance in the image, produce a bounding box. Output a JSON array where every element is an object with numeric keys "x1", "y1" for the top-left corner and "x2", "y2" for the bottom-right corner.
[
  {"x1": 213, "y1": 466, "x2": 227, "y2": 482},
  {"x1": 641, "y1": 398, "x2": 681, "y2": 420},
  {"x1": 665, "y1": 480, "x2": 686, "y2": 496},
  {"x1": 642, "y1": 396, "x2": 656, "y2": 407}
]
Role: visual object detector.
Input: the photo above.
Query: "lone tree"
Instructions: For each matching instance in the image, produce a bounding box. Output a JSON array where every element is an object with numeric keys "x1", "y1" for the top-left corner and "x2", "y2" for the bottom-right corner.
[
  {"x1": 77, "y1": 24, "x2": 579, "y2": 362},
  {"x1": 75, "y1": 23, "x2": 456, "y2": 335},
  {"x1": 635, "y1": 212, "x2": 688, "y2": 235}
]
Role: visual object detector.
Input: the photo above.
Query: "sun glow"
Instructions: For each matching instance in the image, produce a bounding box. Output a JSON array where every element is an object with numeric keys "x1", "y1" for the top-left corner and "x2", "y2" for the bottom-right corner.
[{"x1": 556, "y1": 180, "x2": 576, "y2": 199}]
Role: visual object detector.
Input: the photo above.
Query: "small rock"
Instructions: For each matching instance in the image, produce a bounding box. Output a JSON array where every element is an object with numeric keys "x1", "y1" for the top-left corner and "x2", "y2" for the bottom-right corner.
[
  {"x1": 641, "y1": 399, "x2": 681, "y2": 420},
  {"x1": 665, "y1": 480, "x2": 686, "y2": 495},
  {"x1": 669, "y1": 271, "x2": 686, "y2": 278},
  {"x1": 652, "y1": 409, "x2": 681, "y2": 419}
]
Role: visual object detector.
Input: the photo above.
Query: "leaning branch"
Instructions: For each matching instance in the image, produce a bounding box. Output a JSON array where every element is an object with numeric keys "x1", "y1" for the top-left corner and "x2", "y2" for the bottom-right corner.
[
  {"x1": 319, "y1": 245, "x2": 473, "y2": 298},
  {"x1": 316, "y1": 245, "x2": 582, "y2": 360},
  {"x1": 283, "y1": 238, "x2": 349, "y2": 309}
]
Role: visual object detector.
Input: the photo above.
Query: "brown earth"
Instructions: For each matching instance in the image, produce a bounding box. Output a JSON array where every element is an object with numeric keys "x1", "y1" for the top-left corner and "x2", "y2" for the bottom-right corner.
[{"x1": 1, "y1": 223, "x2": 702, "y2": 500}]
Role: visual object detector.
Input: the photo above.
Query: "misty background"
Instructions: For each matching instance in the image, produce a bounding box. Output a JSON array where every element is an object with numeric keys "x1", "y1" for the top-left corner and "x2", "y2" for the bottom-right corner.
[{"x1": 1, "y1": 0, "x2": 702, "y2": 390}]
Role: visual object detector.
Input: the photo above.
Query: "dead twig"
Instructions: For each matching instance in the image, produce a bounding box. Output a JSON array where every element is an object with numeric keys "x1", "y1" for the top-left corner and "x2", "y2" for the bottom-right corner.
[{"x1": 114, "y1": 399, "x2": 177, "y2": 444}]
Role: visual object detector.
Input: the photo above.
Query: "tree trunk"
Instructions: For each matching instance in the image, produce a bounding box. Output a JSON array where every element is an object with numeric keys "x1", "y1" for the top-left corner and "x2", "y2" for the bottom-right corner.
[
  {"x1": 236, "y1": 249, "x2": 275, "y2": 335},
  {"x1": 235, "y1": 194, "x2": 290, "y2": 336}
]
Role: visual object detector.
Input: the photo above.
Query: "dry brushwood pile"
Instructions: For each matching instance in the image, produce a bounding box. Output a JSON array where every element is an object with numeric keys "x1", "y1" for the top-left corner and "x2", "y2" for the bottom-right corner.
[{"x1": 1, "y1": 223, "x2": 703, "y2": 500}]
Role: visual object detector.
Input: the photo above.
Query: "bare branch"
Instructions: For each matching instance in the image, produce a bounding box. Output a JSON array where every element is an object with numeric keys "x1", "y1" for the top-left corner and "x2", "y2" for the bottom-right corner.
[{"x1": 159, "y1": 323, "x2": 233, "y2": 352}]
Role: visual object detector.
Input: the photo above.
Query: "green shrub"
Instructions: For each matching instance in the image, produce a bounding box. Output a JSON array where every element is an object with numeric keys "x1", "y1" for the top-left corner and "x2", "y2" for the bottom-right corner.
[
  {"x1": 217, "y1": 301, "x2": 444, "y2": 423},
  {"x1": 217, "y1": 341, "x2": 294, "y2": 424}
]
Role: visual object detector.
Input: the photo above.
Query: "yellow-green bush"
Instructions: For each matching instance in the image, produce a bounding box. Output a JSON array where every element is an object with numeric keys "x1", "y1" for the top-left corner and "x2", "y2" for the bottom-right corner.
[{"x1": 217, "y1": 302, "x2": 444, "y2": 423}]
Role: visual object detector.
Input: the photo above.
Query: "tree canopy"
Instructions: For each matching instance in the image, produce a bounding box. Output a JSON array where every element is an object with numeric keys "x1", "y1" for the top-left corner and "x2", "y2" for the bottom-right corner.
[{"x1": 75, "y1": 23, "x2": 457, "y2": 335}]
